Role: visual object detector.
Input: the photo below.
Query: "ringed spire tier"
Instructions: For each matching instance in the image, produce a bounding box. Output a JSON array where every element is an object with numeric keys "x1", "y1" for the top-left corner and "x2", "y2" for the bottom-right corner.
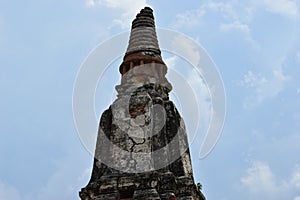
[
  {"x1": 126, "y1": 7, "x2": 161, "y2": 55},
  {"x1": 119, "y1": 7, "x2": 165, "y2": 76}
]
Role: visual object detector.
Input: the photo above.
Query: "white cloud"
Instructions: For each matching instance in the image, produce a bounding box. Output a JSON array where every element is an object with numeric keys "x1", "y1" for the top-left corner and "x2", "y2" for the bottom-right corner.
[
  {"x1": 0, "y1": 156, "x2": 92, "y2": 200},
  {"x1": 241, "y1": 161, "x2": 300, "y2": 199},
  {"x1": 0, "y1": 181, "x2": 21, "y2": 200},
  {"x1": 291, "y1": 166, "x2": 300, "y2": 189},
  {"x1": 164, "y1": 55, "x2": 178, "y2": 69},
  {"x1": 186, "y1": 68, "x2": 212, "y2": 131},
  {"x1": 77, "y1": 167, "x2": 92, "y2": 182},
  {"x1": 296, "y1": 51, "x2": 300, "y2": 63},
  {"x1": 86, "y1": 0, "x2": 95, "y2": 7},
  {"x1": 35, "y1": 164, "x2": 77, "y2": 200},
  {"x1": 170, "y1": 35, "x2": 201, "y2": 66},
  {"x1": 241, "y1": 161, "x2": 277, "y2": 191},
  {"x1": 205, "y1": 2, "x2": 238, "y2": 19},
  {"x1": 241, "y1": 162, "x2": 277, "y2": 197},
  {"x1": 241, "y1": 70, "x2": 267, "y2": 88},
  {"x1": 220, "y1": 21, "x2": 250, "y2": 34},
  {"x1": 27, "y1": 153, "x2": 92, "y2": 200},
  {"x1": 86, "y1": 0, "x2": 148, "y2": 28},
  {"x1": 0, "y1": 16, "x2": 3, "y2": 31},
  {"x1": 96, "y1": 0, "x2": 146, "y2": 9},
  {"x1": 295, "y1": 196, "x2": 300, "y2": 200},
  {"x1": 241, "y1": 69, "x2": 290, "y2": 108},
  {"x1": 172, "y1": 2, "x2": 238, "y2": 29},
  {"x1": 260, "y1": 0, "x2": 299, "y2": 19},
  {"x1": 164, "y1": 55, "x2": 212, "y2": 152},
  {"x1": 171, "y1": 2, "x2": 257, "y2": 47},
  {"x1": 173, "y1": 9, "x2": 206, "y2": 29}
]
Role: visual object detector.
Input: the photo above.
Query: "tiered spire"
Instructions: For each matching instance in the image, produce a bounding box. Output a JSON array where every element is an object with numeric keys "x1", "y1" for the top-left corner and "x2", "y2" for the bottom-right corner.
[
  {"x1": 119, "y1": 7, "x2": 165, "y2": 76},
  {"x1": 126, "y1": 7, "x2": 161, "y2": 55}
]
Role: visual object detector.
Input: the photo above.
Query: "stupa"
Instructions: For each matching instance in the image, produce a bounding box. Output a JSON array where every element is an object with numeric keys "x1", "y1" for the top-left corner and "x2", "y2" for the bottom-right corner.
[{"x1": 79, "y1": 7, "x2": 206, "y2": 200}]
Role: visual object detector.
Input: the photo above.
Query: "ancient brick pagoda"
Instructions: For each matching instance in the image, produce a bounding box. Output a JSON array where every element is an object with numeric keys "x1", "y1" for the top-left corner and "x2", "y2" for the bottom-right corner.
[{"x1": 79, "y1": 7, "x2": 206, "y2": 200}]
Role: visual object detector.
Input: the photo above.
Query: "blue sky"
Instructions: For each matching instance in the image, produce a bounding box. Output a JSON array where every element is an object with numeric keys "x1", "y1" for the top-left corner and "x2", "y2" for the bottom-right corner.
[{"x1": 1, "y1": 0, "x2": 300, "y2": 199}]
